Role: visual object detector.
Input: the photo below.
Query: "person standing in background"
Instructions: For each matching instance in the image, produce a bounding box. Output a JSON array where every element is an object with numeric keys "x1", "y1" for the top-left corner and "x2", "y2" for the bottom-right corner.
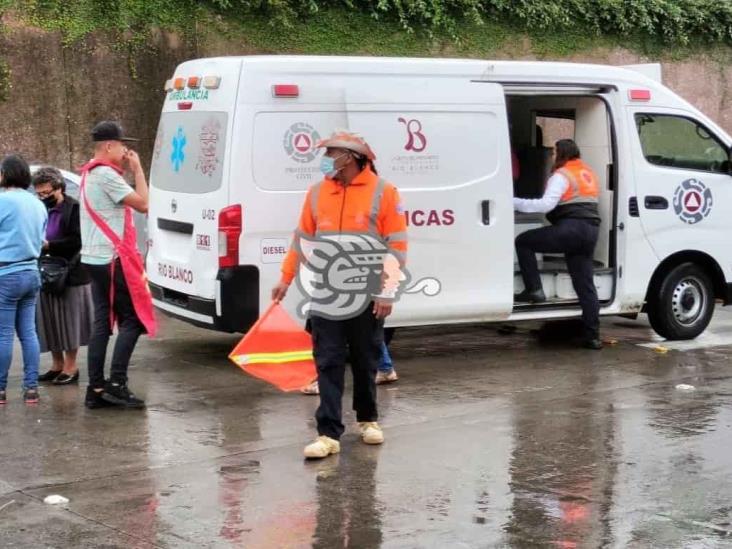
[
  {"x1": 80, "y1": 121, "x2": 150, "y2": 409},
  {"x1": 0, "y1": 155, "x2": 48, "y2": 404},
  {"x1": 34, "y1": 167, "x2": 93, "y2": 385}
]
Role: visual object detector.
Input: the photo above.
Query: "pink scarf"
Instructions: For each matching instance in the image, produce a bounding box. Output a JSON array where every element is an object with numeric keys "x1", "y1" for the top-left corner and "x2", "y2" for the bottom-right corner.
[{"x1": 80, "y1": 159, "x2": 157, "y2": 337}]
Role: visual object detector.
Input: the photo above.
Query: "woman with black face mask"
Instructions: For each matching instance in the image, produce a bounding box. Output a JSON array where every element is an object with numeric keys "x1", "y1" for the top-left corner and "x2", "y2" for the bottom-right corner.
[{"x1": 33, "y1": 167, "x2": 93, "y2": 385}]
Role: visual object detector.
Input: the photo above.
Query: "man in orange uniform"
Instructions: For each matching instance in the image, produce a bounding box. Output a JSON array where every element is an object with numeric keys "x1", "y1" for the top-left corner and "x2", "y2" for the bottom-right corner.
[
  {"x1": 513, "y1": 139, "x2": 602, "y2": 350},
  {"x1": 272, "y1": 131, "x2": 408, "y2": 459}
]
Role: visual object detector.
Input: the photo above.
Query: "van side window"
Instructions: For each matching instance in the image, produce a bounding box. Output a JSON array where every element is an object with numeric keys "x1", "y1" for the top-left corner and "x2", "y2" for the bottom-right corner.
[{"x1": 635, "y1": 114, "x2": 728, "y2": 174}]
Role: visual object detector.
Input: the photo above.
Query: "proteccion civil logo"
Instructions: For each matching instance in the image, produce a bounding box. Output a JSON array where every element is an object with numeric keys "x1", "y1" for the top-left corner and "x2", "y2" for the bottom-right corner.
[
  {"x1": 673, "y1": 178, "x2": 713, "y2": 224},
  {"x1": 283, "y1": 122, "x2": 321, "y2": 163}
]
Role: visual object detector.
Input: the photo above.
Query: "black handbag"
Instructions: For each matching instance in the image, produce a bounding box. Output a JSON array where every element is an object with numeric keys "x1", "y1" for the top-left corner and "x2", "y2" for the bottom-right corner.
[{"x1": 39, "y1": 256, "x2": 70, "y2": 296}]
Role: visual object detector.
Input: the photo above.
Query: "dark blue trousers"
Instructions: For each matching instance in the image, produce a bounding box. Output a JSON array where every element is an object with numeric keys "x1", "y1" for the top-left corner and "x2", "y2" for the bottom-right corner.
[
  {"x1": 516, "y1": 218, "x2": 600, "y2": 340},
  {"x1": 310, "y1": 307, "x2": 383, "y2": 440}
]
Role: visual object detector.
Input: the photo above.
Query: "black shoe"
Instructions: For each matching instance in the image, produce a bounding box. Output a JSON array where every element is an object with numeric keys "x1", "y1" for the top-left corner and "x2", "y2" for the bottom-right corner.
[
  {"x1": 102, "y1": 382, "x2": 145, "y2": 409},
  {"x1": 38, "y1": 370, "x2": 62, "y2": 383},
  {"x1": 52, "y1": 372, "x2": 80, "y2": 385},
  {"x1": 583, "y1": 338, "x2": 603, "y2": 350},
  {"x1": 85, "y1": 387, "x2": 115, "y2": 409},
  {"x1": 24, "y1": 388, "x2": 40, "y2": 404},
  {"x1": 514, "y1": 289, "x2": 547, "y2": 303}
]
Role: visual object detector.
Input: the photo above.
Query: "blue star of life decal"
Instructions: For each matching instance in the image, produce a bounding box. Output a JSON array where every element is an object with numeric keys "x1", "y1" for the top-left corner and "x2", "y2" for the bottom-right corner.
[{"x1": 171, "y1": 126, "x2": 187, "y2": 172}]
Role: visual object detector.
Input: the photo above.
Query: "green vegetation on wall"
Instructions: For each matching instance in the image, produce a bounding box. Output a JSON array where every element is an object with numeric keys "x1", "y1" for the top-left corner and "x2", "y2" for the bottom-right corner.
[
  {"x1": 0, "y1": 59, "x2": 10, "y2": 102},
  {"x1": 2, "y1": 0, "x2": 732, "y2": 58},
  {"x1": 208, "y1": 0, "x2": 732, "y2": 47},
  {"x1": 10, "y1": 0, "x2": 198, "y2": 43}
]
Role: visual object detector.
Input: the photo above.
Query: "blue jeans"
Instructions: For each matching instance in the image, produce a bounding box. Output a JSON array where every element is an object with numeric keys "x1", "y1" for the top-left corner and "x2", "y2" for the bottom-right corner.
[
  {"x1": 378, "y1": 341, "x2": 393, "y2": 373},
  {"x1": 0, "y1": 269, "x2": 41, "y2": 390}
]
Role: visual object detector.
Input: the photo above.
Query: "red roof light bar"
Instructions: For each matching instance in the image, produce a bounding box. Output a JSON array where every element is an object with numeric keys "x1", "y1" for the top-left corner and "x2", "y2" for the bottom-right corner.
[
  {"x1": 272, "y1": 84, "x2": 299, "y2": 98},
  {"x1": 629, "y1": 89, "x2": 651, "y2": 101}
]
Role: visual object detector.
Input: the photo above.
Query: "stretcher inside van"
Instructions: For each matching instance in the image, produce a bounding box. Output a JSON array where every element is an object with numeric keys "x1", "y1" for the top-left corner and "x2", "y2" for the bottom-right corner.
[{"x1": 147, "y1": 56, "x2": 732, "y2": 340}]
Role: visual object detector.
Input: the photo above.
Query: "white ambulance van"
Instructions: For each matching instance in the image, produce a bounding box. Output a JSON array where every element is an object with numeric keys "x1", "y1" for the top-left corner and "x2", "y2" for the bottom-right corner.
[{"x1": 147, "y1": 56, "x2": 732, "y2": 340}]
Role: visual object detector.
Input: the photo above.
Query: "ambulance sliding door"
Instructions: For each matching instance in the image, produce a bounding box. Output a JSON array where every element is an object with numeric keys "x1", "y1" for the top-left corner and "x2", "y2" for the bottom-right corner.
[{"x1": 346, "y1": 80, "x2": 513, "y2": 325}]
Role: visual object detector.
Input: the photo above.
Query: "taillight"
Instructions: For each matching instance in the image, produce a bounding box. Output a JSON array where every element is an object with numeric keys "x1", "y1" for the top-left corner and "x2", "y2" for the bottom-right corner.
[{"x1": 218, "y1": 205, "x2": 242, "y2": 268}]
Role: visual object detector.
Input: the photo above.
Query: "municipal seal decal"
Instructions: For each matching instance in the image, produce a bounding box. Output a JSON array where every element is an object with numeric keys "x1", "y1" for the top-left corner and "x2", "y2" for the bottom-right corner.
[
  {"x1": 673, "y1": 178, "x2": 712, "y2": 224},
  {"x1": 283, "y1": 122, "x2": 320, "y2": 164}
]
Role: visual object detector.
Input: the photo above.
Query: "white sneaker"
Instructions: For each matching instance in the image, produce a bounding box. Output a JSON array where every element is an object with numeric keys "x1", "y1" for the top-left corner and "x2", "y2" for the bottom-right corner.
[
  {"x1": 303, "y1": 435, "x2": 340, "y2": 459},
  {"x1": 359, "y1": 422, "x2": 384, "y2": 445},
  {"x1": 375, "y1": 369, "x2": 398, "y2": 385},
  {"x1": 301, "y1": 380, "x2": 319, "y2": 395}
]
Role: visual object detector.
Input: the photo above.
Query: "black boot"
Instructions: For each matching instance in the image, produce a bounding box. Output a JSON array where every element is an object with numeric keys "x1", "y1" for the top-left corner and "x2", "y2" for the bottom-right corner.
[
  {"x1": 85, "y1": 387, "x2": 115, "y2": 409},
  {"x1": 102, "y1": 381, "x2": 145, "y2": 409},
  {"x1": 514, "y1": 288, "x2": 547, "y2": 303}
]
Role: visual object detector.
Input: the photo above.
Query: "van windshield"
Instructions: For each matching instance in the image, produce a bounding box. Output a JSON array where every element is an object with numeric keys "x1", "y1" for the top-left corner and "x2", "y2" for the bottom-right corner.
[{"x1": 150, "y1": 111, "x2": 227, "y2": 194}]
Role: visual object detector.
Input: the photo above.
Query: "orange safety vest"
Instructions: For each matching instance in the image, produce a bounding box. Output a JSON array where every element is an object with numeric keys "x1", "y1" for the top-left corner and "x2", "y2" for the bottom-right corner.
[
  {"x1": 555, "y1": 159, "x2": 599, "y2": 205},
  {"x1": 281, "y1": 167, "x2": 408, "y2": 285}
]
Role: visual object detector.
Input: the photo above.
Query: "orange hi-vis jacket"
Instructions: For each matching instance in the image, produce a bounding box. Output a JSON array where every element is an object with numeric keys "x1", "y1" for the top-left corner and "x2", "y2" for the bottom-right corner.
[
  {"x1": 555, "y1": 159, "x2": 600, "y2": 205},
  {"x1": 281, "y1": 167, "x2": 408, "y2": 285}
]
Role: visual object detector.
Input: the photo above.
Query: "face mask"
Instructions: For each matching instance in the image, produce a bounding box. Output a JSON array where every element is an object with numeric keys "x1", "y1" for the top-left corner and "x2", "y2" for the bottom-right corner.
[
  {"x1": 42, "y1": 195, "x2": 58, "y2": 209},
  {"x1": 319, "y1": 153, "x2": 348, "y2": 179}
]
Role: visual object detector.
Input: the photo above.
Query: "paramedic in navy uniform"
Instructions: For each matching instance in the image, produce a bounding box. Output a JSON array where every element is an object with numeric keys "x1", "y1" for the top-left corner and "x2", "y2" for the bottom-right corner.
[{"x1": 513, "y1": 139, "x2": 602, "y2": 350}]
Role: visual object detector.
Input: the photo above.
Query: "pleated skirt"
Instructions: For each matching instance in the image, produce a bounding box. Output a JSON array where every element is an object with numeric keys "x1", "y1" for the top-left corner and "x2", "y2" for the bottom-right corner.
[{"x1": 36, "y1": 284, "x2": 94, "y2": 353}]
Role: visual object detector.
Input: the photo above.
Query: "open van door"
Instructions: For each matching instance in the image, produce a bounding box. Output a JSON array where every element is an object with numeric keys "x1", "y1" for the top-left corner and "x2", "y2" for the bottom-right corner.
[{"x1": 345, "y1": 79, "x2": 514, "y2": 325}]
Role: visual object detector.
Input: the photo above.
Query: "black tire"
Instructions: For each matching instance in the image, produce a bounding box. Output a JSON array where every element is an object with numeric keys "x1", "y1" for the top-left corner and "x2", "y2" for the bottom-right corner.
[{"x1": 647, "y1": 262, "x2": 715, "y2": 340}]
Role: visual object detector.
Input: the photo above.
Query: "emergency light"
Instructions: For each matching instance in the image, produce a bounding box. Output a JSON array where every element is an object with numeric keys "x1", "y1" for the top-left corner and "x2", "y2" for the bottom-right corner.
[
  {"x1": 203, "y1": 76, "x2": 221, "y2": 89},
  {"x1": 272, "y1": 84, "x2": 299, "y2": 98},
  {"x1": 165, "y1": 75, "x2": 222, "y2": 92},
  {"x1": 629, "y1": 89, "x2": 651, "y2": 101}
]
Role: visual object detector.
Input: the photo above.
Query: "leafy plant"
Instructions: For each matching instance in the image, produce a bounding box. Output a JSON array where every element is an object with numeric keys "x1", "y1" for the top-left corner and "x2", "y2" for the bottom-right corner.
[
  {"x1": 0, "y1": 59, "x2": 10, "y2": 102},
  {"x1": 5, "y1": 0, "x2": 732, "y2": 53}
]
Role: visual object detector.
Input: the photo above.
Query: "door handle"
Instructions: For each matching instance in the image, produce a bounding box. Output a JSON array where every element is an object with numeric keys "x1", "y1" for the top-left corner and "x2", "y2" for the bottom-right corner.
[
  {"x1": 644, "y1": 196, "x2": 668, "y2": 210},
  {"x1": 481, "y1": 200, "x2": 490, "y2": 225}
]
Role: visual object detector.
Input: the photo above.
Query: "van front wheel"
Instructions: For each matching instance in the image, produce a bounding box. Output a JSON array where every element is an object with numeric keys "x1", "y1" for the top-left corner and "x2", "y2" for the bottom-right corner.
[{"x1": 647, "y1": 262, "x2": 715, "y2": 340}]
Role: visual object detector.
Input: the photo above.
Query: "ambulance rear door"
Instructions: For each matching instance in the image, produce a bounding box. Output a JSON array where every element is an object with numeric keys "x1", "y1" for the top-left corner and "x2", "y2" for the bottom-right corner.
[
  {"x1": 147, "y1": 58, "x2": 242, "y2": 326},
  {"x1": 346, "y1": 79, "x2": 514, "y2": 325}
]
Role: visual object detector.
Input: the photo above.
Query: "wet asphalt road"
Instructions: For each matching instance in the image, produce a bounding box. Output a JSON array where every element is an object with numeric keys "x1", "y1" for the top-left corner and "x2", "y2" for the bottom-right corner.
[{"x1": 1, "y1": 307, "x2": 732, "y2": 548}]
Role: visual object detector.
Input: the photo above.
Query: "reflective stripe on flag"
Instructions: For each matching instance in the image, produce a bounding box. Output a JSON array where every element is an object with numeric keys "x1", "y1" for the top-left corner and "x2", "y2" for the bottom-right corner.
[{"x1": 231, "y1": 350, "x2": 313, "y2": 366}]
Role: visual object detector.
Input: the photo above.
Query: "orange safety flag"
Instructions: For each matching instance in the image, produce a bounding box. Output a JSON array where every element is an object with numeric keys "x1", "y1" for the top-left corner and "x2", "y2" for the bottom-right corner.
[{"x1": 228, "y1": 303, "x2": 316, "y2": 392}]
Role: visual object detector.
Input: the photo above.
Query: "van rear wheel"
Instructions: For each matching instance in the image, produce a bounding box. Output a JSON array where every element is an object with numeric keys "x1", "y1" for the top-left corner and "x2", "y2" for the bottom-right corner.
[{"x1": 647, "y1": 262, "x2": 714, "y2": 340}]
